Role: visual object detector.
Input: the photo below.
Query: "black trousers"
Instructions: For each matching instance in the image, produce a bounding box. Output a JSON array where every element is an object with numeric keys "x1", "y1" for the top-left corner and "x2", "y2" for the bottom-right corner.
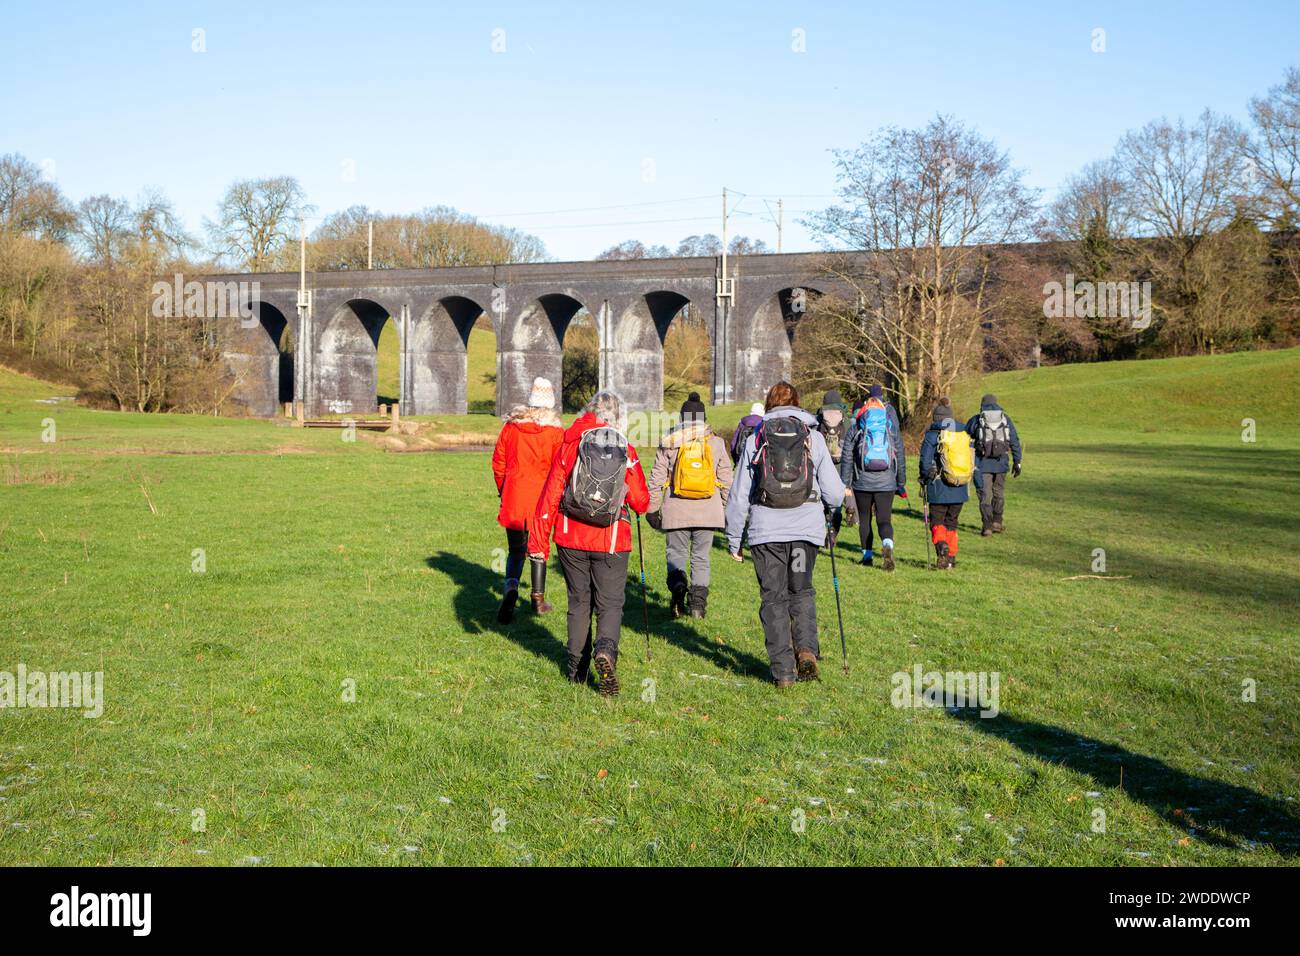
[
  {"x1": 977, "y1": 471, "x2": 1006, "y2": 528},
  {"x1": 928, "y1": 501, "x2": 963, "y2": 532},
  {"x1": 556, "y1": 546, "x2": 630, "y2": 667},
  {"x1": 750, "y1": 541, "x2": 819, "y2": 681},
  {"x1": 504, "y1": 528, "x2": 527, "y2": 586},
  {"x1": 853, "y1": 490, "x2": 894, "y2": 551}
]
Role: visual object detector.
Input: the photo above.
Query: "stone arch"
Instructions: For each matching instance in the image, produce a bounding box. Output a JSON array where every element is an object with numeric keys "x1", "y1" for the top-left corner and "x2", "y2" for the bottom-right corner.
[
  {"x1": 317, "y1": 298, "x2": 392, "y2": 415},
  {"x1": 407, "y1": 294, "x2": 489, "y2": 414},
  {"x1": 224, "y1": 300, "x2": 294, "y2": 417},
  {"x1": 498, "y1": 292, "x2": 590, "y2": 414},
  {"x1": 609, "y1": 290, "x2": 696, "y2": 412},
  {"x1": 734, "y1": 285, "x2": 825, "y2": 403}
]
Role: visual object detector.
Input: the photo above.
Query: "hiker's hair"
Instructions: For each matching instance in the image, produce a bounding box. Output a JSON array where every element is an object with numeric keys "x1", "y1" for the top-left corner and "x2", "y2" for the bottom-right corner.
[
  {"x1": 764, "y1": 381, "x2": 799, "y2": 412},
  {"x1": 585, "y1": 390, "x2": 626, "y2": 432}
]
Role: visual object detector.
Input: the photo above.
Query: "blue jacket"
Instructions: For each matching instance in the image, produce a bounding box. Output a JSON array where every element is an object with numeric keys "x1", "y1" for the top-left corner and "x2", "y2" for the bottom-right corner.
[
  {"x1": 839, "y1": 404, "x2": 905, "y2": 493},
  {"x1": 725, "y1": 407, "x2": 846, "y2": 552},
  {"x1": 965, "y1": 402, "x2": 1021, "y2": 475},
  {"x1": 918, "y1": 421, "x2": 970, "y2": 504}
]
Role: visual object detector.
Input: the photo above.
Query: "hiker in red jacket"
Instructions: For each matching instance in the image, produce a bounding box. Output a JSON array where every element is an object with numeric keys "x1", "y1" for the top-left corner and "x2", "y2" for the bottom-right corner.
[
  {"x1": 529, "y1": 391, "x2": 650, "y2": 696},
  {"x1": 491, "y1": 377, "x2": 563, "y2": 624}
]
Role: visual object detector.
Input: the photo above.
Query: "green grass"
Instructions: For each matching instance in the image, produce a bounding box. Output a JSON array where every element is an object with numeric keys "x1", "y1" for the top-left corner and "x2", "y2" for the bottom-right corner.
[{"x1": 1, "y1": 350, "x2": 1298, "y2": 865}]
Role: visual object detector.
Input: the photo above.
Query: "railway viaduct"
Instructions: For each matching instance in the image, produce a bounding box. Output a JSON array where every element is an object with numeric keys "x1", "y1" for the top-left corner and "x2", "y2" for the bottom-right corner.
[{"x1": 212, "y1": 251, "x2": 859, "y2": 417}]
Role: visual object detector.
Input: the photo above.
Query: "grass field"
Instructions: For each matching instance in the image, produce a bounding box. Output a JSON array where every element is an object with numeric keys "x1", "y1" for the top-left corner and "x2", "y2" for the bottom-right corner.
[{"x1": 1, "y1": 349, "x2": 1298, "y2": 865}]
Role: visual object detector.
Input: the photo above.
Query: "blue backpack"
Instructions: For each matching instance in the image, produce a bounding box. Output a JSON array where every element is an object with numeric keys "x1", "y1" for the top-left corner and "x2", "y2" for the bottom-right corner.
[{"x1": 859, "y1": 402, "x2": 894, "y2": 472}]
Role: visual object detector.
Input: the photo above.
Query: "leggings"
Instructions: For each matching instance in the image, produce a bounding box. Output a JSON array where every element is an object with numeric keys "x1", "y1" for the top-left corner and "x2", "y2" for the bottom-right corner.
[
  {"x1": 503, "y1": 528, "x2": 527, "y2": 586},
  {"x1": 853, "y1": 490, "x2": 894, "y2": 551}
]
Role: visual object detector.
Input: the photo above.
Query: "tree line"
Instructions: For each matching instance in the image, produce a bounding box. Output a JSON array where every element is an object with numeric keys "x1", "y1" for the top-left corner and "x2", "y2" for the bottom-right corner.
[
  {"x1": 793, "y1": 67, "x2": 1299, "y2": 424},
  {"x1": 0, "y1": 167, "x2": 548, "y2": 412}
]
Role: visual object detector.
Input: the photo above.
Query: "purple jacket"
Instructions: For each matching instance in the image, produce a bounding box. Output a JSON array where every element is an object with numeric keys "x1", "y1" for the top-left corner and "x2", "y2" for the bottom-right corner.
[{"x1": 730, "y1": 414, "x2": 764, "y2": 462}]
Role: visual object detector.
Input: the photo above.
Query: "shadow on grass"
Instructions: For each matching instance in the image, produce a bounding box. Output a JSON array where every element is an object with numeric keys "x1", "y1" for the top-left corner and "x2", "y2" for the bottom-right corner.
[
  {"x1": 627, "y1": 577, "x2": 771, "y2": 680},
  {"x1": 425, "y1": 552, "x2": 569, "y2": 679},
  {"x1": 951, "y1": 708, "x2": 1300, "y2": 857},
  {"x1": 429, "y1": 550, "x2": 770, "y2": 683}
]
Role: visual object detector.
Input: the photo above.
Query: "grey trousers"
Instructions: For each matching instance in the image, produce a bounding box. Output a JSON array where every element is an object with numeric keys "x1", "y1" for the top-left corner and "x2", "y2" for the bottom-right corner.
[
  {"x1": 556, "y1": 546, "x2": 630, "y2": 665},
  {"x1": 978, "y1": 471, "x2": 1006, "y2": 528},
  {"x1": 750, "y1": 541, "x2": 819, "y2": 681},
  {"x1": 665, "y1": 528, "x2": 714, "y2": 588}
]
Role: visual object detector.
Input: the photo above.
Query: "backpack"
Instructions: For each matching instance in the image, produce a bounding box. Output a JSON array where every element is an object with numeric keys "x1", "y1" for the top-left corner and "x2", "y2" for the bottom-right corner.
[
  {"x1": 753, "y1": 417, "x2": 817, "y2": 509},
  {"x1": 560, "y1": 426, "x2": 629, "y2": 526},
  {"x1": 672, "y1": 435, "x2": 716, "y2": 499},
  {"x1": 818, "y1": 411, "x2": 845, "y2": 463},
  {"x1": 976, "y1": 409, "x2": 1011, "y2": 459},
  {"x1": 937, "y1": 428, "x2": 974, "y2": 486},
  {"x1": 731, "y1": 421, "x2": 757, "y2": 464},
  {"x1": 858, "y1": 400, "x2": 894, "y2": 472}
]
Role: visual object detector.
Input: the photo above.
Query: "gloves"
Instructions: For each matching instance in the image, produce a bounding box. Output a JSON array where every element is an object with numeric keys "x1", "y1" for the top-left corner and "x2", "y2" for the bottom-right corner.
[
  {"x1": 896, "y1": 487, "x2": 908, "y2": 499},
  {"x1": 1012, "y1": 462, "x2": 1022, "y2": 478}
]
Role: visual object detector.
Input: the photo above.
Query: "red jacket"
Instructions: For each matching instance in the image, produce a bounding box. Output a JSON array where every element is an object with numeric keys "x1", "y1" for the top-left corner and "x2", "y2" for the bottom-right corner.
[
  {"x1": 491, "y1": 407, "x2": 564, "y2": 531},
  {"x1": 529, "y1": 412, "x2": 650, "y2": 557}
]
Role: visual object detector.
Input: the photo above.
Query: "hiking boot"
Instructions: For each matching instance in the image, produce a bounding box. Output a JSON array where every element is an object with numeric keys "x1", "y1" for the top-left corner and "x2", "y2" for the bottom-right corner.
[
  {"x1": 882, "y1": 544, "x2": 895, "y2": 572},
  {"x1": 594, "y1": 653, "x2": 620, "y2": 697},
  {"x1": 796, "y1": 650, "x2": 820, "y2": 682},
  {"x1": 530, "y1": 559, "x2": 553, "y2": 614},
  {"x1": 668, "y1": 571, "x2": 688, "y2": 618},
  {"x1": 688, "y1": 585, "x2": 708, "y2": 619},
  {"x1": 992, "y1": 521, "x2": 1004, "y2": 534},
  {"x1": 859, "y1": 551, "x2": 873, "y2": 567},
  {"x1": 567, "y1": 651, "x2": 590, "y2": 684},
  {"x1": 981, "y1": 527, "x2": 994, "y2": 537},
  {"x1": 496, "y1": 584, "x2": 519, "y2": 624},
  {"x1": 773, "y1": 676, "x2": 796, "y2": 690},
  {"x1": 934, "y1": 541, "x2": 951, "y2": 570}
]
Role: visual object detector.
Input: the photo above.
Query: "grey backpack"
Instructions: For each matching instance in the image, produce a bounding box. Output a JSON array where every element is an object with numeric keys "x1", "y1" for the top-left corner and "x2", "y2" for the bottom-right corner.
[
  {"x1": 561, "y1": 427, "x2": 629, "y2": 527},
  {"x1": 977, "y1": 409, "x2": 1011, "y2": 459}
]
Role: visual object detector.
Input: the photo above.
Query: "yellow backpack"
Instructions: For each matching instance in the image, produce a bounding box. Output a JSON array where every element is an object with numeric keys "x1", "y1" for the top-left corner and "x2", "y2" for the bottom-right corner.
[
  {"x1": 672, "y1": 437, "x2": 717, "y2": 499},
  {"x1": 937, "y1": 429, "x2": 974, "y2": 485}
]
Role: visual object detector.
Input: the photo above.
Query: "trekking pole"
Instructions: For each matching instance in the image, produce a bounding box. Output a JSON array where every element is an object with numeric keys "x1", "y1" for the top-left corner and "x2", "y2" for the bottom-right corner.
[
  {"x1": 920, "y1": 485, "x2": 933, "y2": 570},
  {"x1": 826, "y1": 514, "x2": 849, "y2": 674},
  {"x1": 635, "y1": 513, "x2": 651, "y2": 662}
]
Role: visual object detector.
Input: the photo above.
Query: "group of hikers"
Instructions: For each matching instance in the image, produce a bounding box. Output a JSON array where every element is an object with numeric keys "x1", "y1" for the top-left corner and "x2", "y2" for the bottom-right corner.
[{"x1": 490, "y1": 376, "x2": 1022, "y2": 694}]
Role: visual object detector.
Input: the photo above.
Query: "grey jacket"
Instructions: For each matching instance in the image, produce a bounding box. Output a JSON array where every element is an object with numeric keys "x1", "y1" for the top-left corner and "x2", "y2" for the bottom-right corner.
[
  {"x1": 724, "y1": 407, "x2": 847, "y2": 552},
  {"x1": 648, "y1": 421, "x2": 732, "y2": 530}
]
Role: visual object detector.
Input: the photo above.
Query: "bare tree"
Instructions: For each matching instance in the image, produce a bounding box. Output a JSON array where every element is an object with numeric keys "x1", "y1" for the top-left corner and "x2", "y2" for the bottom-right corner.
[
  {"x1": 0, "y1": 153, "x2": 74, "y2": 241},
  {"x1": 802, "y1": 115, "x2": 1038, "y2": 420},
  {"x1": 75, "y1": 195, "x2": 133, "y2": 262},
  {"x1": 1114, "y1": 111, "x2": 1264, "y2": 352},
  {"x1": 206, "y1": 176, "x2": 313, "y2": 271},
  {"x1": 1249, "y1": 66, "x2": 1300, "y2": 228},
  {"x1": 293, "y1": 205, "x2": 547, "y2": 271}
]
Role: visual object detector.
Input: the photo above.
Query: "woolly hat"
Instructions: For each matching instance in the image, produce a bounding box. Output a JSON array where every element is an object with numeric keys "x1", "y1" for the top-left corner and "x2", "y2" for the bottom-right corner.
[
  {"x1": 749, "y1": 402, "x2": 765, "y2": 417},
  {"x1": 981, "y1": 393, "x2": 998, "y2": 407},
  {"x1": 680, "y1": 391, "x2": 707, "y2": 423},
  {"x1": 868, "y1": 384, "x2": 883, "y2": 399},
  {"x1": 527, "y1": 377, "x2": 555, "y2": 409},
  {"x1": 932, "y1": 397, "x2": 954, "y2": 424},
  {"x1": 821, "y1": 388, "x2": 844, "y2": 409}
]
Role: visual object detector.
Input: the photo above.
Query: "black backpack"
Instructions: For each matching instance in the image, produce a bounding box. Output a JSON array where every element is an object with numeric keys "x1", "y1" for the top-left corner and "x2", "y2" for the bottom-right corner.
[
  {"x1": 561, "y1": 426, "x2": 629, "y2": 527},
  {"x1": 731, "y1": 422, "x2": 757, "y2": 464},
  {"x1": 753, "y1": 416, "x2": 817, "y2": 509},
  {"x1": 976, "y1": 409, "x2": 1011, "y2": 459}
]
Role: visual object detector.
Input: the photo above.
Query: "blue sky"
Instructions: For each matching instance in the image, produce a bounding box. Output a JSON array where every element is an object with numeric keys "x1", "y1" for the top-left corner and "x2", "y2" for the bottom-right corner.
[{"x1": 2, "y1": 0, "x2": 1297, "y2": 261}]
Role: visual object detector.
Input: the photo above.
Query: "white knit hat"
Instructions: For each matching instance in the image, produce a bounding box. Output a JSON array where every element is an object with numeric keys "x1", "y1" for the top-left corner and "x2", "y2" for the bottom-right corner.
[
  {"x1": 749, "y1": 402, "x2": 764, "y2": 416},
  {"x1": 528, "y1": 377, "x2": 556, "y2": 409}
]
